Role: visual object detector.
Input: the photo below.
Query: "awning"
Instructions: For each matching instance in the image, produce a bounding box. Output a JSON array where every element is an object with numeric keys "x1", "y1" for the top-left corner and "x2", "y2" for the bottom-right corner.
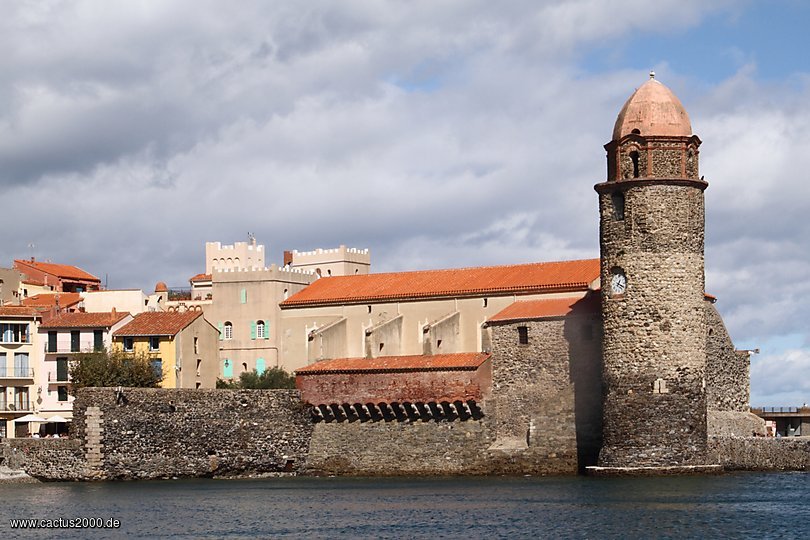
[
  {"x1": 46, "y1": 415, "x2": 69, "y2": 423},
  {"x1": 14, "y1": 414, "x2": 47, "y2": 422}
]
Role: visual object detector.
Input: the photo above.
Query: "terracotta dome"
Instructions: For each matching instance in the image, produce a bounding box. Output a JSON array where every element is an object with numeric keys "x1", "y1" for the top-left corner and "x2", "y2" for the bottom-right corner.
[
  {"x1": 612, "y1": 76, "x2": 692, "y2": 140},
  {"x1": 154, "y1": 282, "x2": 169, "y2": 293}
]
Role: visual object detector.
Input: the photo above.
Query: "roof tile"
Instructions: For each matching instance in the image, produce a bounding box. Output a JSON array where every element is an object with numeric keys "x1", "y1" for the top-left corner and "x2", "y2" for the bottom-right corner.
[
  {"x1": 40, "y1": 311, "x2": 130, "y2": 329},
  {"x1": 113, "y1": 311, "x2": 203, "y2": 337},
  {"x1": 0, "y1": 306, "x2": 40, "y2": 318},
  {"x1": 15, "y1": 260, "x2": 100, "y2": 282},
  {"x1": 21, "y1": 293, "x2": 83, "y2": 309},
  {"x1": 488, "y1": 294, "x2": 599, "y2": 323},
  {"x1": 282, "y1": 259, "x2": 600, "y2": 307}
]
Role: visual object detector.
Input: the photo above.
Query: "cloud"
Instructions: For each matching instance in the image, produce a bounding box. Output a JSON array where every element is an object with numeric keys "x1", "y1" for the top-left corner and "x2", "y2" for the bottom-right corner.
[
  {"x1": 750, "y1": 349, "x2": 810, "y2": 406},
  {"x1": 2, "y1": 2, "x2": 809, "y2": 399}
]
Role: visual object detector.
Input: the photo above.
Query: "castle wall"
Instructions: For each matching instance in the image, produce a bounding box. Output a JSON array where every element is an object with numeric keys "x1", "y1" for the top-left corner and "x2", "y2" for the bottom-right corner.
[
  {"x1": 488, "y1": 314, "x2": 602, "y2": 470},
  {"x1": 709, "y1": 436, "x2": 810, "y2": 471},
  {"x1": 705, "y1": 302, "x2": 750, "y2": 412},
  {"x1": 69, "y1": 388, "x2": 312, "y2": 480},
  {"x1": 289, "y1": 246, "x2": 370, "y2": 277}
]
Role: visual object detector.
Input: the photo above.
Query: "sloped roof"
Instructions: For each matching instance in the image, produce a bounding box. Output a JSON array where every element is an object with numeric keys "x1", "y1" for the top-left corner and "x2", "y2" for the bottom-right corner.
[
  {"x1": 282, "y1": 259, "x2": 600, "y2": 308},
  {"x1": 14, "y1": 260, "x2": 100, "y2": 282},
  {"x1": 0, "y1": 306, "x2": 40, "y2": 318},
  {"x1": 296, "y1": 353, "x2": 491, "y2": 375},
  {"x1": 21, "y1": 293, "x2": 83, "y2": 309},
  {"x1": 113, "y1": 311, "x2": 202, "y2": 337},
  {"x1": 488, "y1": 294, "x2": 599, "y2": 323},
  {"x1": 40, "y1": 311, "x2": 130, "y2": 329},
  {"x1": 189, "y1": 273, "x2": 212, "y2": 283}
]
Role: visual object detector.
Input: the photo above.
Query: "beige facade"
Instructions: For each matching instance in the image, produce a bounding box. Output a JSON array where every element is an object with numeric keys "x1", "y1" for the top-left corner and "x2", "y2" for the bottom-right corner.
[
  {"x1": 280, "y1": 289, "x2": 598, "y2": 373},
  {"x1": 287, "y1": 245, "x2": 371, "y2": 277},
  {"x1": 0, "y1": 308, "x2": 40, "y2": 438},
  {"x1": 207, "y1": 266, "x2": 316, "y2": 378},
  {"x1": 206, "y1": 237, "x2": 265, "y2": 274},
  {"x1": 81, "y1": 289, "x2": 150, "y2": 315}
]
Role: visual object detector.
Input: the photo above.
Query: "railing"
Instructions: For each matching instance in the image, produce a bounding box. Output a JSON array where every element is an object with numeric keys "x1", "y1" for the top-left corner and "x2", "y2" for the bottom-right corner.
[
  {"x1": 0, "y1": 367, "x2": 34, "y2": 378},
  {"x1": 0, "y1": 337, "x2": 31, "y2": 344},
  {"x1": 48, "y1": 371, "x2": 70, "y2": 383},
  {"x1": 0, "y1": 400, "x2": 31, "y2": 412},
  {"x1": 44, "y1": 345, "x2": 84, "y2": 354},
  {"x1": 168, "y1": 288, "x2": 192, "y2": 301}
]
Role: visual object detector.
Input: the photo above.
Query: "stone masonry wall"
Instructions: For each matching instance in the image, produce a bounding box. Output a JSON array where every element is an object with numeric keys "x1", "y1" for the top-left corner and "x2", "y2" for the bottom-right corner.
[
  {"x1": 706, "y1": 302, "x2": 749, "y2": 412},
  {"x1": 599, "y1": 182, "x2": 709, "y2": 467},
  {"x1": 2, "y1": 439, "x2": 87, "y2": 481},
  {"x1": 709, "y1": 436, "x2": 810, "y2": 471},
  {"x1": 488, "y1": 313, "x2": 602, "y2": 471},
  {"x1": 71, "y1": 388, "x2": 312, "y2": 480}
]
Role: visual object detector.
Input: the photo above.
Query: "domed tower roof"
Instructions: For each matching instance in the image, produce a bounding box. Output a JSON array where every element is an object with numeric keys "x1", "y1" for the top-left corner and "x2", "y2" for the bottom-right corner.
[
  {"x1": 154, "y1": 281, "x2": 168, "y2": 293},
  {"x1": 612, "y1": 73, "x2": 692, "y2": 140}
]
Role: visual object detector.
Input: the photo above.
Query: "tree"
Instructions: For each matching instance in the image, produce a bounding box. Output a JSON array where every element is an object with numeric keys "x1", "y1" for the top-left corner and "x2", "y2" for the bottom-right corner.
[
  {"x1": 69, "y1": 348, "x2": 163, "y2": 394},
  {"x1": 216, "y1": 367, "x2": 296, "y2": 389}
]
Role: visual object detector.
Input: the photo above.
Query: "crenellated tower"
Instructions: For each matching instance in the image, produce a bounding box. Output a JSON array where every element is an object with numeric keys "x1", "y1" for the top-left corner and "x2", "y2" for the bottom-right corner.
[{"x1": 595, "y1": 73, "x2": 711, "y2": 469}]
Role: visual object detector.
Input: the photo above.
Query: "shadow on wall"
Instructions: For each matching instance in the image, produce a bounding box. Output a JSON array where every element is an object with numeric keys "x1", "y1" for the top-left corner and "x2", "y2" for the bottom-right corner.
[{"x1": 565, "y1": 295, "x2": 604, "y2": 472}]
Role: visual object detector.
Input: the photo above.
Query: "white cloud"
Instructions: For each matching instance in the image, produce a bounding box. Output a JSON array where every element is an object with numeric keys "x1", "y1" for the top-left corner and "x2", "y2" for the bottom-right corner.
[{"x1": 751, "y1": 349, "x2": 810, "y2": 407}]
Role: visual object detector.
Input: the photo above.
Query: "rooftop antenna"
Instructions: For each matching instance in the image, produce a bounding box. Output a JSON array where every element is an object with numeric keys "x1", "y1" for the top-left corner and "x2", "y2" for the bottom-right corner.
[
  {"x1": 27, "y1": 242, "x2": 35, "y2": 262},
  {"x1": 649, "y1": 70, "x2": 655, "y2": 80}
]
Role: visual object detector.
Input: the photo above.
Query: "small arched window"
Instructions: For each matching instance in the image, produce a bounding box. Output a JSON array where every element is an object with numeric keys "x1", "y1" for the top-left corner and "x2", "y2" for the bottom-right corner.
[
  {"x1": 256, "y1": 320, "x2": 266, "y2": 339},
  {"x1": 224, "y1": 321, "x2": 233, "y2": 340},
  {"x1": 630, "y1": 151, "x2": 640, "y2": 178}
]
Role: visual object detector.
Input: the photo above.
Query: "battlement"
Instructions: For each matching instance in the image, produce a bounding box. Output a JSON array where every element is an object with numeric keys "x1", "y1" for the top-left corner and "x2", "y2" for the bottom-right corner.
[
  {"x1": 206, "y1": 238, "x2": 266, "y2": 274},
  {"x1": 212, "y1": 264, "x2": 316, "y2": 285},
  {"x1": 287, "y1": 245, "x2": 371, "y2": 276}
]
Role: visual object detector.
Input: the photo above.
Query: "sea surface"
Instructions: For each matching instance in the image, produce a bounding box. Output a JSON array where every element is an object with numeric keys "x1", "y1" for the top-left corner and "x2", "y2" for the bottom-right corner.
[{"x1": 0, "y1": 473, "x2": 807, "y2": 539}]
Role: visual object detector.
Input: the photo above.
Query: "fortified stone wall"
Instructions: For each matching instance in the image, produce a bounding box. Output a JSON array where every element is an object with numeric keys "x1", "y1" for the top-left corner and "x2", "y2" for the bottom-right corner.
[
  {"x1": 488, "y1": 315, "x2": 602, "y2": 470},
  {"x1": 71, "y1": 388, "x2": 312, "y2": 480},
  {"x1": 1, "y1": 439, "x2": 87, "y2": 481},
  {"x1": 705, "y1": 302, "x2": 749, "y2": 412},
  {"x1": 709, "y1": 436, "x2": 810, "y2": 471}
]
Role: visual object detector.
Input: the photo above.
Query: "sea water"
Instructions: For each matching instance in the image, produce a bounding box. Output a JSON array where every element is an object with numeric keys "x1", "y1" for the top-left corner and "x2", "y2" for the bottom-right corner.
[{"x1": 1, "y1": 472, "x2": 807, "y2": 539}]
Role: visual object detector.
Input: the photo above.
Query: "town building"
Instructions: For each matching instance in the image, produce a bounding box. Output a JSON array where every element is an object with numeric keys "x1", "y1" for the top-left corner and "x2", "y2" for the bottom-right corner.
[
  {"x1": 37, "y1": 311, "x2": 133, "y2": 422},
  {"x1": 112, "y1": 311, "x2": 219, "y2": 389},
  {"x1": 14, "y1": 259, "x2": 101, "y2": 293},
  {"x1": 0, "y1": 306, "x2": 41, "y2": 438}
]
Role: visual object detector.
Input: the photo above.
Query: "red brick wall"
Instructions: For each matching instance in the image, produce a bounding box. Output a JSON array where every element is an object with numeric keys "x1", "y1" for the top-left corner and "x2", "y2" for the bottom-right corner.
[{"x1": 297, "y1": 359, "x2": 492, "y2": 405}]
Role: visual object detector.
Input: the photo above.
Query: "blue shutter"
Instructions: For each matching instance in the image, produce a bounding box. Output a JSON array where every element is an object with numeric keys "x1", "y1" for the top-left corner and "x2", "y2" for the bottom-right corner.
[
  {"x1": 223, "y1": 358, "x2": 233, "y2": 378},
  {"x1": 250, "y1": 322, "x2": 256, "y2": 340},
  {"x1": 256, "y1": 358, "x2": 266, "y2": 375}
]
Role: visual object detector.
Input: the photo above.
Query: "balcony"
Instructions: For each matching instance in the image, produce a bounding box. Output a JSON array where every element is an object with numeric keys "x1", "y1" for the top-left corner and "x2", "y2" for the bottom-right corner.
[
  {"x1": 0, "y1": 400, "x2": 31, "y2": 412},
  {"x1": 0, "y1": 367, "x2": 34, "y2": 379},
  {"x1": 48, "y1": 371, "x2": 71, "y2": 384}
]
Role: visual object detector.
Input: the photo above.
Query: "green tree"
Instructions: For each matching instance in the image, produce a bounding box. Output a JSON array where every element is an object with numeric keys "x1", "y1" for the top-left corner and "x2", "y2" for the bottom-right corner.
[
  {"x1": 216, "y1": 367, "x2": 296, "y2": 389},
  {"x1": 69, "y1": 348, "x2": 163, "y2": 394}
]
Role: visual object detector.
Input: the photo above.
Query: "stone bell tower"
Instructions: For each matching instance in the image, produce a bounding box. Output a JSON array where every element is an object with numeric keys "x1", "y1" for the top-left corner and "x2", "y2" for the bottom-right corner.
[{"x1": 594, "y1": 73, "x2": 712, "y2": 470}]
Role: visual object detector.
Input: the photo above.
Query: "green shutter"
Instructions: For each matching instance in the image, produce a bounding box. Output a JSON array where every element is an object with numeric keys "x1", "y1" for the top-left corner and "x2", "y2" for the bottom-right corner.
[
  {"x1": 256, "y1": 357, "x2": 266, "y2": 375},
  {"x1": 265, "y1": 318, "x2": 270, "y2": 340},
  {"x1": 240, "y1": 288, "x2": 247, "y2": 304},
  {"x1": 218, "y1": 322, "x2": 224, "y2": 341},
  {"x1": 223, "y1": 358, "x2": 233, "y2": 378},
  {"x1": 250, "y1": 321, "x2": 256, "y2": 340}
]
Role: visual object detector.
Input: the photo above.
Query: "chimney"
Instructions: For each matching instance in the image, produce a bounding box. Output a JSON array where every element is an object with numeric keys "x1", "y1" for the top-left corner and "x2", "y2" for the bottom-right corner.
[{"x1": 283, "y1": 250, "x2": 293, "y2": 266}]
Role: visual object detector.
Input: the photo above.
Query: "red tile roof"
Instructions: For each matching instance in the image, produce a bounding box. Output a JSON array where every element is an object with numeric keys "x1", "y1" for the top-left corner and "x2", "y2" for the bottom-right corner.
[
  {"x1": 282, "y1": 259, "x2": 600, "y2": 308},
  {"x1": 488, "y1": 294, "x2": 599, "y2": 323},
  {"x1": 296, "y1": 353, "x2": 491, "y2": 375},
  {"x1": 189, "y1": 273, "x2": 212, "y2": 283},
  {"x1": 41, "y1": 311, "x2": 130, "y2": 329},
  {"x1": 0, "y1": 306, "x2": 40, "y2": 318},
  {"x1": 15, "y1": 260, "x2": 100, "y2": 282},
  {"x1": 21, "y1": 293, "x2": 83, "y2": 309},
  {"x1": 113, "y1": 311, "x2": 203, "y2": 337}
]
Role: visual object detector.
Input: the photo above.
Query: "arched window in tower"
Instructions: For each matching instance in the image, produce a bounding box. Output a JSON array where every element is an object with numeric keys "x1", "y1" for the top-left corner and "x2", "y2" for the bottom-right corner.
[
  {"x1": 224, "y1": 321, "x2": 233, "y2": 340},
  {"x1": 256, "y1": 320, "x2": 266, "y2": 339},
  {"x1": 611, "y1": 192, "x2": 625, "y2": 221},
  {"x1": 630, "y1": 151, "x2": 640, "y2": 178}
]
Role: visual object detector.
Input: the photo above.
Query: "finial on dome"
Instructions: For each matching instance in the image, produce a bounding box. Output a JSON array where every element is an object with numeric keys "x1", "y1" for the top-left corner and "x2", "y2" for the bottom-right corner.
[{"x1": 649, "y1": 70, "x2": 655, "y2": 80}]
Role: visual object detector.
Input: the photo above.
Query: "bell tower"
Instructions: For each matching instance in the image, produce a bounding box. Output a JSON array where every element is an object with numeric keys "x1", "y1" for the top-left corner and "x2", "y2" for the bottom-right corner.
[{"x1": 594, "y1": 73, "x2": 712, "y2": 469}]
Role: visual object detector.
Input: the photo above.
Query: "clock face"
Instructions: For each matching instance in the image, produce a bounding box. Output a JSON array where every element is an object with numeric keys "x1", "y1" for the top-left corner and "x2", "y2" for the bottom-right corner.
[{"x1": 610, "y1": 271, "x2": 627, "y2": 295}]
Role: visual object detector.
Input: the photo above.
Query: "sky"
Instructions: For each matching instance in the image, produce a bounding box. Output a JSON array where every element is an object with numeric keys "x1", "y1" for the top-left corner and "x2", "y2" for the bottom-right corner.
[{"x1": 2, "y1": 0, "x2": 809, "y2": 406}]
